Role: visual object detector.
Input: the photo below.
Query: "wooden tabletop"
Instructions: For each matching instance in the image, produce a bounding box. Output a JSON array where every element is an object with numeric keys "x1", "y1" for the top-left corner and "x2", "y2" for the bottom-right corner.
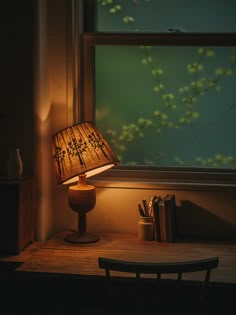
[{"x1": 15, "y1": 231, "x2": 236, "y2": 285}]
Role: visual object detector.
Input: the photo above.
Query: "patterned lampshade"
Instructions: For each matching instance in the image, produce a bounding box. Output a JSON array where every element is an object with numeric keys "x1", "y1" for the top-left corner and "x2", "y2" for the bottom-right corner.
[{"x1": 52, "y1": 121, "x2": 120, "y2": 185}]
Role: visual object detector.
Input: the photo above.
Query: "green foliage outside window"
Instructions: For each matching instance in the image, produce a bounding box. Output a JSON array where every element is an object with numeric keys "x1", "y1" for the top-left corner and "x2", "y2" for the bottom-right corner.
[{"x1": 95, "y1": 0, "x2": 236, "y2": 168}]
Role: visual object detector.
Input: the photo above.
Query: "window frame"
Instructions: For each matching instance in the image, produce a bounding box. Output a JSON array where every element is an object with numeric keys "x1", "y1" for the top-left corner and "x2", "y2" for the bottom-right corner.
[{"x1": 75, "y1": 1, "x2": 236, "y2": 188}]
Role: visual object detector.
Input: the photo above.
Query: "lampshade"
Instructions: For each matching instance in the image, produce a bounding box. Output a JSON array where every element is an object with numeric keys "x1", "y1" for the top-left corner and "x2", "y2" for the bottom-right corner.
[
  {"x1": 52, "y1": 121, "x2": 119, "y2": 244},
  {"x1": 52, "y1": 121, "x2": 119, "y2": 185}
]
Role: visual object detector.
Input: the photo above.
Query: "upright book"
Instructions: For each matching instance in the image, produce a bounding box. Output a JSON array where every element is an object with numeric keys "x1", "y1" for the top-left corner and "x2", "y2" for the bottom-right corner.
[
  {"x1": 164, "y1": 194, "x2": 177, "y2": 242},
  {"x1": 152, "y1": 196, "x2": 161, "y2": 241},
  {"x1": 155, "y1": 197, "x2": 167, "y2": 242}
]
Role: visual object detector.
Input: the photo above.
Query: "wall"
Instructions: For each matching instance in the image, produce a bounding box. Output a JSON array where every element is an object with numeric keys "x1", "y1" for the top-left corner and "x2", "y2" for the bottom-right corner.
[
  {"x1": 53, "y1": 180, "x2": 236, "y2": 241},
  {"x1": 34, "y1": 0, "x2": 74, "y2": 241}
]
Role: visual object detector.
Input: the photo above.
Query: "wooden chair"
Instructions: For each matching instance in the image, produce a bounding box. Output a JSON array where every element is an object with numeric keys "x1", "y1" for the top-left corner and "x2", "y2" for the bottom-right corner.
[{"x1": 98, "y1": 256, "x2": 219, "y2": 315}]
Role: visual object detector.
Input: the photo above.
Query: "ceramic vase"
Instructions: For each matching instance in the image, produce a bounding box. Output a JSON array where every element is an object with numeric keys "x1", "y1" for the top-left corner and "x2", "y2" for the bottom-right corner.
[{"x1": 7, "y1": 148, "x2": 23, "y2": 178}]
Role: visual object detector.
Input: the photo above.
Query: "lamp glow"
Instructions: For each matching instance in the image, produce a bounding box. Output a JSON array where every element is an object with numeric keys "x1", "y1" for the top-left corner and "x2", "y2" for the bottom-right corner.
[{"x1": 52, "y1": 121, "x2": 119, "y2": 243}]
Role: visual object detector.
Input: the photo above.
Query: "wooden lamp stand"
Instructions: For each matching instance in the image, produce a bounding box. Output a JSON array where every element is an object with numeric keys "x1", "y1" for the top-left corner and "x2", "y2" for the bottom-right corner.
[{"x1": 65, "y1": 174, "x2": 99, "y2": 244}]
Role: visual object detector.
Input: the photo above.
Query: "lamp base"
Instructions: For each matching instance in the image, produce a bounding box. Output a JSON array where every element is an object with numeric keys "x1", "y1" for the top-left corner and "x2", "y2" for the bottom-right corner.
[{"x1": 64, "y1": 230, "x2": 100, "y2": 244}]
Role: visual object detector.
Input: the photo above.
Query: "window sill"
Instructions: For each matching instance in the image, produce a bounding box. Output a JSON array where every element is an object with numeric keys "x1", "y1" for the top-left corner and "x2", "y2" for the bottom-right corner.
[{"x1": 88, "y1": 167, "x2": 236, "y2": 191}]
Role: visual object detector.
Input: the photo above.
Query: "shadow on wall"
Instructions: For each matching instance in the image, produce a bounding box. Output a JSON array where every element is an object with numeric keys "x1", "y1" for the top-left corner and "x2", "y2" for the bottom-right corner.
[{"x1": 176, "y1": 200, "x2": 236, "y2": 241}]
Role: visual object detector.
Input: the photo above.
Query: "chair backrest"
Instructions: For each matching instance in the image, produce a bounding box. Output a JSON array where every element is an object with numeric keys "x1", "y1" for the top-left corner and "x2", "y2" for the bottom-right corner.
[{"x1": 98, "y1": 256, "x2": 219, "y2": 314}]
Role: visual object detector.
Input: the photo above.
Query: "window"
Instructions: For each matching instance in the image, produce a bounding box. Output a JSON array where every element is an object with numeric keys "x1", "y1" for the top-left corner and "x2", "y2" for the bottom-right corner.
[{"x1": 79, "y1": 0, "x2": 236, "y2": 184}]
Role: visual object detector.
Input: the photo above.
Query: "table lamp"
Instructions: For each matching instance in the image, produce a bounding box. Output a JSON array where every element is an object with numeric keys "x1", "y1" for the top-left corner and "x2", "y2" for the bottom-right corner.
[{"x1": 52, "y1": 121, "x2": 119, "y2": 244}]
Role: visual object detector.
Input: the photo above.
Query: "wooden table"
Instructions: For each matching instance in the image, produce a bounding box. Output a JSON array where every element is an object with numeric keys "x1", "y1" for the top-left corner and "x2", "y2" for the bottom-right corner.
[
  {"x1": 2, "y1": 231, "x2": 232, "y2": 314},
  {"x1": 15, "y1": 231, "x2": 236, "y2": 285}
]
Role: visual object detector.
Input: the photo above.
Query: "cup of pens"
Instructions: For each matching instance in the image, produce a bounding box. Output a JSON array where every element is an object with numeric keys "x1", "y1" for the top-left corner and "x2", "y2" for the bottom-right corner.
[{"x1": 138, "y1": 199, "x2": 154, "y2": 241}]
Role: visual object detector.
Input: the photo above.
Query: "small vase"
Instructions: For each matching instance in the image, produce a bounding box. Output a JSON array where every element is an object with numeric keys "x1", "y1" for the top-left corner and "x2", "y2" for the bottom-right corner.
[{"x1": 7, "y1": 148, "x2": 23, "y2": 178}]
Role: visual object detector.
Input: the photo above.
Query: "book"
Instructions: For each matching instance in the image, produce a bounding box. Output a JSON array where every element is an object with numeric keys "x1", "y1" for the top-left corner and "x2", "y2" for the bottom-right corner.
[
  {"x1": 164, "y1": 194, "x2": 177, "y2": 242},
  {"x1": 152, "y1": 196, "x2": 161, "y2": 241},
  {"x1": 158, "y1": 197, "x2": 168, "y2": 242}
]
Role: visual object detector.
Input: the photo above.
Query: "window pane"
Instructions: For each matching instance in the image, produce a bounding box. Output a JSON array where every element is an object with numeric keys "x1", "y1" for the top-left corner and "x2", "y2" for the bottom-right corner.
[
  {"x1": 97, "y1": 0, "x2": 236, "y2": 33},
  {"x1": 95, "y1": 45, "x2": 236, "y2": 168}
]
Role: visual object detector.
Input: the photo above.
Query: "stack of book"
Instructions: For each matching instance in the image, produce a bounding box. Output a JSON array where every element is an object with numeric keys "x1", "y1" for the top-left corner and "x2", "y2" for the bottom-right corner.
[{"x1": 152, "y1": 194, "x2": 177, "y2": 242}]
